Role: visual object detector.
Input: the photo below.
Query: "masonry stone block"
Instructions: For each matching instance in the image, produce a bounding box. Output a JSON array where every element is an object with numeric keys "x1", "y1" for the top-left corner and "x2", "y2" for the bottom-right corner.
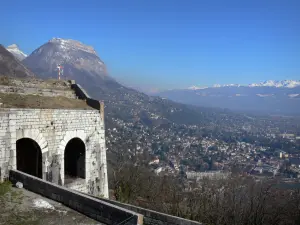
[{"x1": 0, "y1": 108, "x2": 108, "y2": 197}]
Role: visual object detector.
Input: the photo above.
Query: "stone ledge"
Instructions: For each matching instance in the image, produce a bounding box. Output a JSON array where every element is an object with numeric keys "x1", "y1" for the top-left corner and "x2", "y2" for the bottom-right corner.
[
  {"x1": 97, "y1": 198, "x2": 202, "y2": 225},
  {"x1": 0, "y1": 85, "x2": 76, "y2": 99},
  {"x1": 9, "y1": 170, "x2": 143, "y2": 225}
]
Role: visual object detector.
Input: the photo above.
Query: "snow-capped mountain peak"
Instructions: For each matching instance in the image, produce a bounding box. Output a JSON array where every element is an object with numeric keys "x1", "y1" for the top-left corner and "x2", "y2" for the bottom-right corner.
[
  {"x1": 249, "y1": 80, "x2": 300, "y2": 88},
  {"x1": 23, "y1": 37, "x2": 108, "y2": 80},
  {"x1": 187, "y1": 85, "x2": 208, "y2": 90},
  {"x1": 6, "y1": 44, "x2": 27, "y2": 61},
  {"x1": 7, "y1": 44, "x2": 18, "y2": 49},
  {"x1": 213, "y1": 84, "x2": 240, "y2": 88},
  {"x1": 48, "y1": 38, "x2": 97, "y2": 55},
  {"x1": 186, "y1": 80, "x2": 300, "y2": 90}
]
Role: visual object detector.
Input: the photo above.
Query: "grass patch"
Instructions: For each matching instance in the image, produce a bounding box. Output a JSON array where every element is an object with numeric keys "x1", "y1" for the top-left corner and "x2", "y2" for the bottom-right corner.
[
  {"x1": 0, "y1": 76, "x2": 12, "y2": 85},
  {"x1": 0, "y1": 181, "x2": 40, "y2": 225},
  {"x1": 0, "y1": 93, "x2": 93, "y2": 109}
]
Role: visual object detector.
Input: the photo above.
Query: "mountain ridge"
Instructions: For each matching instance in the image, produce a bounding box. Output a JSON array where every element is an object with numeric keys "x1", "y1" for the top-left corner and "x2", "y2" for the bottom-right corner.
[
  {"x1": 20, "y1": 37, "x2": 250, "y2": 127},
  {"x1": 187, "y1": 80, "x2": 300, "y2": 90},
  {"x1": 6, "y1": 44, "x2": 27, "y2": 61},
  {"x1": 19, "y1": 37, "x2": 300, "y2": 115},
  {"x1": 156, "y1": 85, "x2": 300, "y2": 115},
  {"x1": 23, "y1": 38, "x2": 109, "y2": 83},
  {"x1": 0, "y1": 45, "x2": 35, "y2": 77}
]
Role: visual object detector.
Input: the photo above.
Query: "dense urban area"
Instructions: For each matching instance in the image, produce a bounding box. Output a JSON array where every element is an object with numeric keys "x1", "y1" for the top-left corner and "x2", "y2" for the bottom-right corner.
[
  {"x1": 104, "y1": 96, "x2": 300, "y2": 225},
  {"x1": 105, "y1": 97, "x2": 300, "y2": 182}
]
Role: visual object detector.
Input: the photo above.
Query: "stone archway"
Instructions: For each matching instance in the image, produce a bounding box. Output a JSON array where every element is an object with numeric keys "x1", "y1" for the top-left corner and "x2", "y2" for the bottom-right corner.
[
  {"x1": 64, "y1": 138, "x2": 86, "y2": 184},
  {"x1": 16, "y1": 129, "x2": 49, "y2": 154},
  {"x1": 16, "y1": 129, "x2": 49, "y2": 179},
  {"x1": 58, "y1": 130, "x2": 87, "y2": 185},
  {"x1": 16, "y1": 138, "x2": 42, "y2": 178}
]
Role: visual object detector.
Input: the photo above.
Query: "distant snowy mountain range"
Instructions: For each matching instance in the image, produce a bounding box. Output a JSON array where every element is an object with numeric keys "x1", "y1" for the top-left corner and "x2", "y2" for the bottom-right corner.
[
  {"x1": 157, "y1": 80, "x2": 300, "y2": 115},
  {"x1": 6, "y1": 44, "x2": 27, "y2": 61},
  {"x1": 188, "y1": 80, "x2": 300, "y2": 90}
]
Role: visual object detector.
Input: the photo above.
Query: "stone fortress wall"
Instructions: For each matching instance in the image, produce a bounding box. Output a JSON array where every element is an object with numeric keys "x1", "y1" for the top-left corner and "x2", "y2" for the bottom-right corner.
[
  {"x1": 0, "y1": 85, "x2": 76, "y2": 98},
  {"x1": 0, "y1": 76, "x2": 203, "y2": 224},
  {"x1": 0, "y1": 76, "x2": 76, "y2": 98},
  {"x1": 0, "y1": 77, "x2": 109, "y2": 197}
]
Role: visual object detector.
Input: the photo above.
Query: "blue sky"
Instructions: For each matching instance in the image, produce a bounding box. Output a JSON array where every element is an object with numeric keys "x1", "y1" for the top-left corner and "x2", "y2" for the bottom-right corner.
[{"x1": 1, "y1": 0, "x2": 300, "y2": 91}]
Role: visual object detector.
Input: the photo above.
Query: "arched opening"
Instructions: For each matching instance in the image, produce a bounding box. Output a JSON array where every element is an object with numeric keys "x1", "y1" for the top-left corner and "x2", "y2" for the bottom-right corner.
[
  {"x1": 16, "y1": 138, "x2": 42, "y2": 178},
  {"x1": 64, "y1": 138, "x2": 85, "y2": 184}
]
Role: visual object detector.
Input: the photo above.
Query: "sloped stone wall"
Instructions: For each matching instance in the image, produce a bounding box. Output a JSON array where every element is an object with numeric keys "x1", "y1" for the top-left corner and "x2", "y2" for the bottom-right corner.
[
  {"x1": 9, "y1": 170, "x2": 143, "y2": 225},
  {"x1": 95, "y1": 197, "x2": 203, "y2": 225}
]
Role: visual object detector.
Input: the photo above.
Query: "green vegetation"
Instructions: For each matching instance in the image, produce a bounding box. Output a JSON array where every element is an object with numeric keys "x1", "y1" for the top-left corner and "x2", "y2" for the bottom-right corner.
[
  {"x1": 0, "y1": 75, "x2": 11, "y2": 85},
  {"x1": 109, "y1": 162, "x2": 300, "y2": 225},
  {"x1": 0, "y1": 181, "x2": 39, "y2": 225},
  {"x1": 0, "y1": 93, "x2": 91, "y2": 109}
]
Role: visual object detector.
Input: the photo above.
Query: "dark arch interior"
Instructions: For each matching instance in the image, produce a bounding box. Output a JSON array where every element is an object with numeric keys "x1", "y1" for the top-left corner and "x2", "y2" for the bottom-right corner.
[
  {"x1": 16, "y1": 138, "x2": 42, "y2": 178},
  {"x1": 64, "y1": 138, "x2": 85, "y2": 182}
]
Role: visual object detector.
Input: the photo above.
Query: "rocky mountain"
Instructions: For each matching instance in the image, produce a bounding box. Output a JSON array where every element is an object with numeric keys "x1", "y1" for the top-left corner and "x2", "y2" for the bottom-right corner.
[
  {"x1": 23, "y1": 38, "x2": 111, "y2": 84},
  {"x1": 156, "y1": 84, "x2": 300, "y2": 115},
  {"x1": 6, "y1": 44, "x2": 27, "y2": 61},
  {"x1": 21, "y1": 37, "x2": 250, "y2": 128},
  {"x1": 0, "y1": 45, "x2": 35, "y2": 77}
]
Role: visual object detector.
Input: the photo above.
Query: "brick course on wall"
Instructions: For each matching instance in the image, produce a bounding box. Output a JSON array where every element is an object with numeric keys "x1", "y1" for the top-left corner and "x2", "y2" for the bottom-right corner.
[{"x1": 0, "y1": 108, "x2": 108, "y2": 197}]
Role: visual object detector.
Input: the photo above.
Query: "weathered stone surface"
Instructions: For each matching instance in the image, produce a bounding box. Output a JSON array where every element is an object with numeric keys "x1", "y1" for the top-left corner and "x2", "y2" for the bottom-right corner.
[
  {"x1": 0, "y1": 85, "x2": 76, "y2": 98},
  {"x1": 0, "y1": 108, "x2": 108, "y2": 198},
  {"x1": 100, "y1": 198, "x2": 202, "y2": 225}
]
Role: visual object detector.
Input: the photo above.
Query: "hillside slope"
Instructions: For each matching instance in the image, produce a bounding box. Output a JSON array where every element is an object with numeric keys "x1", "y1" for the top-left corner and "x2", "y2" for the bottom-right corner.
[
  {"x1": 0, "y1": 45, "x2": 35, "y2": 77},
  {"x1": 6, "y1": 44, "x2": 27, "y2": 61}
]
